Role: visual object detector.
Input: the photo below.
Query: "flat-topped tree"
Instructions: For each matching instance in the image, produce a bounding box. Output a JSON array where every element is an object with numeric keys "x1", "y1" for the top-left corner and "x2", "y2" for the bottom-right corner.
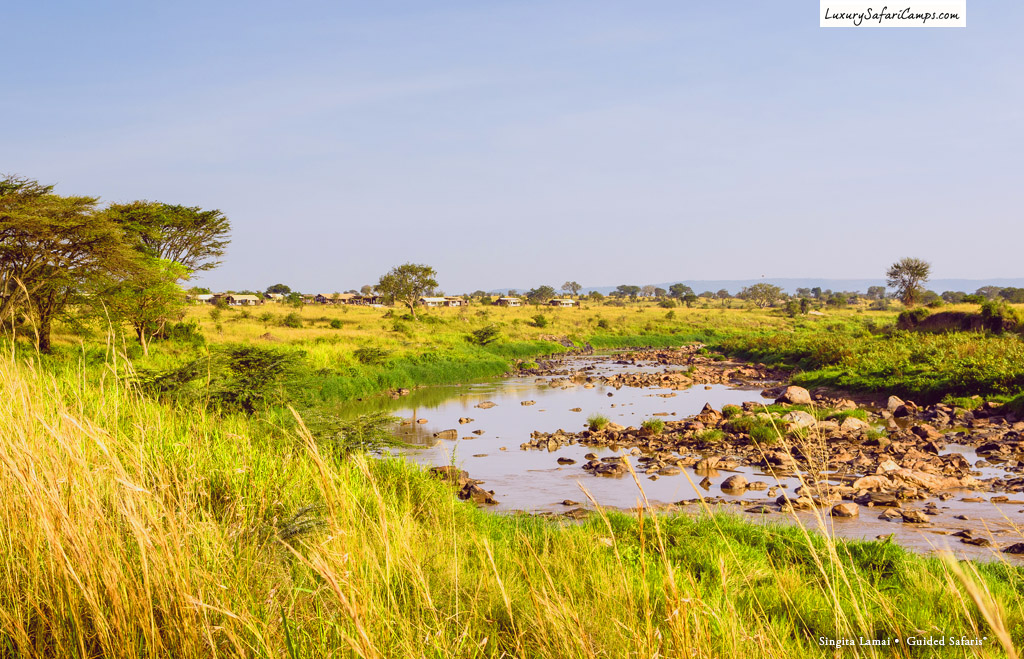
[
  {"x1": 0, "y1": 175, "x2": 137, "y2": 351},
  {"x1": 376, "y1": 263, "x2": 438, "y2": 319},
  {"x1": 105, "y1": 200, "x2": 231, "y2": 275}
]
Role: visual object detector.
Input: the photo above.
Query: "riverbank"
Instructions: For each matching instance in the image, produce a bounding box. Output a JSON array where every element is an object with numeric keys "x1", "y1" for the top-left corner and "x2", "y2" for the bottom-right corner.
[{"x1": 2, "y1": 354, "x2": 1022, "y2": 657}]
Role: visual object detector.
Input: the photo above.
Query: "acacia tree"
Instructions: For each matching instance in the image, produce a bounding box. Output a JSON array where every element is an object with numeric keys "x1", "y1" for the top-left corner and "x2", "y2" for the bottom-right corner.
[
  {"x1": 526, "y1": 285, "x2": 556, "y2": 304},
  {"x1": 105, "y1": 200, "x2": 231, "y2": 274},
  {"x1": 886, "y1": 257, "x2": 931, "y2": 307},
  {"x1": 100, "y1": 258, "x2": 188, "y2": 356},
  {"x1": 739, "y1": 283, "x2": 783, "y2": 309},
  {"x1": 376, "y1": 263, "x2": 438, "y2": 319},
  {"x1": 562, "y1": 281, "x2": 582, "y2": 297},
  {"x1": 669, "y1": 283, "x2": 694, "y2": 300},
  {"x1": 1, "y1": 176, "x2": 136, "y2": 351}
]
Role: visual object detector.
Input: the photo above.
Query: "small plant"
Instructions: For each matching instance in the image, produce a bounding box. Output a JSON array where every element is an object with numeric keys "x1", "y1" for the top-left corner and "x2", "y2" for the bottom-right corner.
[
  {"x1": 282, "y1": 312, "x2": 303, "y2": 328},
  {"x1": 749, "y1": 423, "x2": 779, "y2": 445},
  {"x1": 596, "y1": 318, "x2": 610, "y2": 330},
  {"x1": 641, "y1": 418, "x2": 665, "y2": 435},
  {"x1": 209, "y1": 307, "x2": 222, "y2": 322},
  {"x1": 586, "y1": 414, "x2": 610, "y2": 431},
  {"x1": 531, "y1": 314, "x2": 549, "y2": 328},
  {"x1": 259, "y1": 311, "x2": 274, "y2": 326},
  {"x1": 696, "y1": 429, "x2": 725, "y2": 442},
  {"x1": 665, "y1": 310, "x2": 676, "y2": 320},
  {"x1": 329, "y1": 319, "x2": 343, "y2": 329},
  {"x1": 721, "y1": 404, "x2": 742, "y2": 419}
]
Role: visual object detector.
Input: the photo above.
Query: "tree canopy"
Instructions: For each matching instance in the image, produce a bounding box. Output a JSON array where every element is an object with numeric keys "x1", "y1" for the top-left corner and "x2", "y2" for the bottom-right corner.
[
  {"x1": 376, "y1": 263, "x2": 438, "y2": 319},
  {"x1": 886, "y1": 257, "x2": 931, "y2": 307},
  {"x1": 105, "y1": 200, "x2": 231, "y2": 274},
  {"x1": 1, "y1": 176, "x2": 137, "y2": 351}
]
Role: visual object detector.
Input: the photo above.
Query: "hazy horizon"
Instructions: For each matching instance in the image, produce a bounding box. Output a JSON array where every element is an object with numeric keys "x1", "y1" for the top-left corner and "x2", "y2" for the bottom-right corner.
[{"x1": 5, "y1": 2, "x2": 1022, "y2": 292}]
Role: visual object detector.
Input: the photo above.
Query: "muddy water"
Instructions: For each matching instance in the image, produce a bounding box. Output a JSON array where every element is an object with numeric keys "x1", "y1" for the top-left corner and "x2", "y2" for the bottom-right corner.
[{"x1": 357, "y1": 357, "x2": 1024, "y2": 561}]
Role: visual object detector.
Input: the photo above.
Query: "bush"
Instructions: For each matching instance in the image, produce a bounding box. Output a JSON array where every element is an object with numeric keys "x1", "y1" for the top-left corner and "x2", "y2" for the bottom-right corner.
[
  {"x1": 329, "y1": 319, "x2": 343, "y2": 329},
  {"x1": 980, "y1": 301, "x2": 1021, "y2": 333},
  {"x1": 586, "y1": 414, "x2": 610, "y2": 431},
  {"x1": 896, "y1": 308, "x2": 930, "y2": 329},
  {"x1": 658, "y1": 300, "x2": 677, "y2": 309},
  {"x1": 353, "y1": 347, "x2": 390, "y2": 365},
  {"x1": 641, "y1": 418, "x2": 665, "y2": 435},
  {"x1": 596, "y1": 318, "x2": 610, "y2": 330},
  {"x1": 469, "y1": 325, "x2": 500, "y2": 346},
  {"x1": 282, "y1": 312, "x2": 303, "y2": 328},
  {"x1": 531, "y1": 314, "x2": 549, "y2": 328},
  {"x1": 665, "y1": 310, "x2": 676, "y2": 320},
  {"x1": 159, "y1": 320, "x2": 205, "y2": 346}
]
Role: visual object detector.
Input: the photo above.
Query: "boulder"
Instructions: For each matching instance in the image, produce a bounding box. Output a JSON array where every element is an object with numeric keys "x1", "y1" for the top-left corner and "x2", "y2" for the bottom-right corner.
[
  {"x1": 475, "y1": 401, "x2": 497, "y2": 409},
  {"x1": 429, "y1": 466, "x2": 469, "y2": 486},
  {"x1": 901, "y1": 510, "x2": 929, "y2": 524},
  {"x1": 775, "y1": 386, "x2": 812, "y2": 406},
  {"x1": 433, "y1": 429, "x2": 458, "y2": 440},
  {"x1": 721, "y1": 475, "x2": 748, "y2": 491},
  {"x1": 840, "y1": 417, "x2": 871, "y2": 433},
  {"x1": 887, "y1": 395, "x2": 905, "y2": 412},
  {"x1": 782, "y1": 411, "x2": 816, "y2": 429},
  {"x1": 831, "y1": 503, "x2": 859, "y2": 518}
]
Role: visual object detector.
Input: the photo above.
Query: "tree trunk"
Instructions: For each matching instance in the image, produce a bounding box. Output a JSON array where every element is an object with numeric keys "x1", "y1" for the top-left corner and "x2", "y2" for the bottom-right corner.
[
  {"x1": 407, "y1": 300, "x2": 417, "y2": 320},
  {"x1": 37, "y1": 313, "x2": 52, "y2": 353}
]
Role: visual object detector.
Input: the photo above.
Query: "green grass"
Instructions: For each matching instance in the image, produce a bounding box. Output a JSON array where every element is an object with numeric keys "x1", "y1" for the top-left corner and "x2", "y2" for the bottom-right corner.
[
  {"x1": 3, "y1": 352, "x2": 1024, "y2": 657},
  {"x1": 586, "y1": 414, "x2": 610, "y2": 431}
]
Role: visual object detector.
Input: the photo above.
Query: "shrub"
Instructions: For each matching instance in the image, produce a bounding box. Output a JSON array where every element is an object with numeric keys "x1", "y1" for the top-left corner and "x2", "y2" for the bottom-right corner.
[
  {"x1": 209, "y1": 307, "x2": 222, "y2": 322},
  {"x1": 896, "y1": 307, "x2": 930, "y2": 329},
  {"x1": 159, "y1": 320, "x2": 205, "y2": 346},
  {"x1": 531, "y1": 314, "x2": 549, "y2": 328},
  {"x1": 665, "y1": 310, "x2": 676, "y2": 320},
  {"x1": 696, "y1": 429, "x2": 724, "y2": 442},
  {"x1": 980, "y1": 300, "x2": 1021, "y2": 333},
  {"x1": 353, "y1": 347, "x2": 391, "y2": 365},
  {"x1": 282, "y1": 312, "x2": 303, "y2": 328},
  {"x1": 659, "y1": 300, "x2": 677, "y2": 309},
  {"x1": 641, "y1": 418, "x2": 665, "y2": 435},
  {"x1": 596, "y1": 318, "x2": 610, "y2": 330},
  {"x1": 469, "y1": 325, "x2": 500, "y2": 346},
  {"x1": 586, "y1": 414, "x2": 610, "y2": 431},
  {"x1": 329, "y1": 319, "x2": 343, "y2": 329}
]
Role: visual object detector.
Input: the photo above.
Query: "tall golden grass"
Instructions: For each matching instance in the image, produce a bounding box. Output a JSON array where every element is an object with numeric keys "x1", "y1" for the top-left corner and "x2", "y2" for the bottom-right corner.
[{"x1": 1, "y1": 351, "x2": 1021, "y2": 657}]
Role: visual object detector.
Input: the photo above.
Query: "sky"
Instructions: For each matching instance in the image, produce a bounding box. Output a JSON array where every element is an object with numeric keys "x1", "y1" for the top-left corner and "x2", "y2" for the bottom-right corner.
[{"x1": 3, "y1": 1, "x2": 1022, "y2": 293}]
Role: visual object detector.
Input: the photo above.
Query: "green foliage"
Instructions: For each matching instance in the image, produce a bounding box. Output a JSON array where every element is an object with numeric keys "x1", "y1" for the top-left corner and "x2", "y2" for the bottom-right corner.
[
  {"x1": 210, "y1": 345, "x2": 303, "y2": 414},
  {"x1": 586, "y1": 414, "x2": 610, "y2": 431},
  {"x1": 329, "y1": 319, "x2": 343, "y2": 329},
  {"x1": 640, "y1": 418, "x2": 665, "y2": 435},
  {"x1": 895, "y1": 307, "x2": 930, "y2": 329},
  {"x1": 596, "y1": 318, "x2": 610, "y2": 330},
  {"x1": 721, "y1": 404, "x2": 742, "y2": 419},
  {"x1": 353, "y1": 347, "x2": 391, "y2": 365},
  {"x1": 376, "y1": 263, "x2": 438, "y2": 318},
  {"x1": 282, "y1": 312, "x2": 303, "y2": 328},
  {"x1": 469, "y1": 325, "x2": 501, "y2": 346},
  {"x1": 886, "y1": 257, "x2": 931, "y2": 307},
  {"x1": 696, "y1": 429, "x2": 725, "y2": 442},
  {"x1": 530, "y1": 314, "x2": 549, "y2": 328}
]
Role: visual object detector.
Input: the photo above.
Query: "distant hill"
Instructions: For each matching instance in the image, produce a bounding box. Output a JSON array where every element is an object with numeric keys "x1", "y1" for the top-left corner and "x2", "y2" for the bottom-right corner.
[{"x1": 487, "y1": 278, "x2": 1024, "y2": 296}]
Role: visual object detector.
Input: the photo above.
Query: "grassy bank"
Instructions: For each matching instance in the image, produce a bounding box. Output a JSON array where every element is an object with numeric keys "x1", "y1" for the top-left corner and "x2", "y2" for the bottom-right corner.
[
  {"x1": 39, "y1": 300, "x2": 1024, "y2": 405},
  {"x1": 2, "y1": 354, "x2": 1024, "y2": 657},
  {"x1": 714, "y1": 312, "x2": 1024, "y2": 403}
]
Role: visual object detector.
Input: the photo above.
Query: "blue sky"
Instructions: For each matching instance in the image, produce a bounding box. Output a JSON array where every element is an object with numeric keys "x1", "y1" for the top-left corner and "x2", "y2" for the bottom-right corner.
[{"x1": 4, "y1": 1, "x2": 1021, "y2": 293}]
